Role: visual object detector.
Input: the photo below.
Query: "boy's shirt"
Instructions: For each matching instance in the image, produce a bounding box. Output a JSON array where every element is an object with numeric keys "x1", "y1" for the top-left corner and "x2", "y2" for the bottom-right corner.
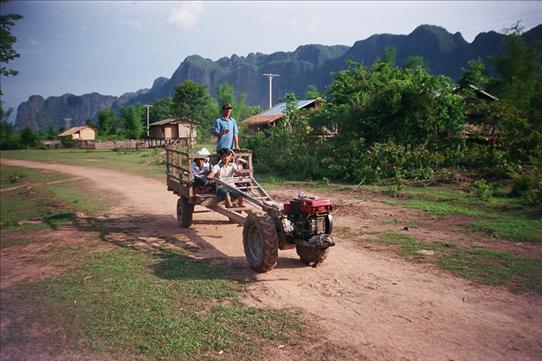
[
  {"x1": 192, "y1": 162, "x2": 210, "y2": 177},
  {"x1": 211, "y1": 162, "x2": 239, "y2": 179}
]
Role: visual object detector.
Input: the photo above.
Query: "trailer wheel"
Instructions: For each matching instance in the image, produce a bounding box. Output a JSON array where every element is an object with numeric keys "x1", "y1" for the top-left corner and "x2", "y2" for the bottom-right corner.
[
  {"x1": 243, "y1": 214, "x2": 278, "y2": 272},
  {"x1": 296, "y1": 245, "x2": 329, "y2": 267},
  {"x1": 177, "y1": 197, "x2": 194, "y2": 228}
]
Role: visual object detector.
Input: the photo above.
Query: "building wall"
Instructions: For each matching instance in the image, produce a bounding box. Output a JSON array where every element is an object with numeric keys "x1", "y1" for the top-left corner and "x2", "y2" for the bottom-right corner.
[
  {"x1": 78, "y1": 127, "x2": 96, "y2": 140},
  {"x1": 164, "y1": 125, "x2": 178, "y2": 139},
  {"x1": 149, "y1": 126, "x2": 163, "y2": 138},
  {"x1": 178, "y1": 124, "x2": 196, "y2": 138},
  {"x1": 149, "y1": 123, "x2": 196, "y2": 139}
]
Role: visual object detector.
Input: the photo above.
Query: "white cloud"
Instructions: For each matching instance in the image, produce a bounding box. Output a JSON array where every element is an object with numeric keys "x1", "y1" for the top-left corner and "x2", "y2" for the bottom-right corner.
[
  {"x1": 28, "y1": 38, "x2": 39, "y2": 46},
  {"x1": 168, "y1": 1, "x2": 204, "y2": 31},
  {"x1": 116, "y1": 19, "x2": 143, "y2": 29}
]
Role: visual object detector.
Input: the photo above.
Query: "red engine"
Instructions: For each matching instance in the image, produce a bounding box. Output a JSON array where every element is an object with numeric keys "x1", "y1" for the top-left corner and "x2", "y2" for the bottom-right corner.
[
  {"x1": 284, "y1": 196, "x2": 332, "y2": 216},
  {"x1": 281, "y1": 193, "x2": 334, "y2": 249}
]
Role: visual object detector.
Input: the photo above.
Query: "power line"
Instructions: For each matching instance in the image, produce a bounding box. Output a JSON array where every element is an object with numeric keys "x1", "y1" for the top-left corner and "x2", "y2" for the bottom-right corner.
[
  {"x1": 461, "y1": 18, "x2": 542, "y2": 39},
  {"x1": 459, "y1": 10, "x2": 542, "y2": 33}
]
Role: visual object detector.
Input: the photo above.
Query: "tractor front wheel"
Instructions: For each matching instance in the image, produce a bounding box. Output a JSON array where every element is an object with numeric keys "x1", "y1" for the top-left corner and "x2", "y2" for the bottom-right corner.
[
  {"x1": 296, "y1": 245, "x2": 329, "y2": 267},
  {"x1": 243, "y1": 214, "x2": 278, "y2": 272},
  {"x1": 177, "y1": 197, "x2": 194, "y2": 228}
]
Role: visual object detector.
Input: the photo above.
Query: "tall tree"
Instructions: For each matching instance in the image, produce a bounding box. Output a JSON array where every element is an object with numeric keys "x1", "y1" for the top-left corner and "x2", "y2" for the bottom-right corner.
[
  {"x1": 0, "y1": 0, "x2": 23, "y2": 126},
  {"x1": 458, "y1": 58, "x2": 489, "y2": 89},
  {"x1": 488, "y1": 25, "x2": 542, "y2": 125},
  {"x1": 97, "y1": 108, "x2": 118, "y2": 138},
  {"x1": 215, "y1": 83, "x2": 260, "y2": 121},
  {"x1": 173, "y1": 80, "x2": 216, "y2": 138},
  {"x1": 119, "y1": 105, "x2": 144, "y2": 139},
  {"x1": 216, "y1": 83, "x2": 236, "y2": 109},
  {"x1": 0, "y1": 115, "x2": 20, "y2": 149},
  {"x1": 305, "y1": 85, "x2": 321, "y2": 99},
  {"x1": 0, "y1": 0, "x2": 22, "y2": 82},
  {"x1": 149, "y1": 97, "x2": 174, "y2": 123},
  {"x1": 480, "y1": 24, "x2": 542, "y2": 164},
  {"x1": 172, "y1": 80, "x2": 212, "y2": 122},
  {"x1": 318, "y1": 59, "x2": 464, "y2": 147},
  {"x1": 20, "y1": 127, "x2": 40, "y2": 148}
]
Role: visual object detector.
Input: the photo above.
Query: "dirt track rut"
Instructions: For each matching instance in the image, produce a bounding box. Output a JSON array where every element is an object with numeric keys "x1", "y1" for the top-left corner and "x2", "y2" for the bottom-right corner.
[{"x1": 2, "y1": 158, "x2": 541, "y2": 361}]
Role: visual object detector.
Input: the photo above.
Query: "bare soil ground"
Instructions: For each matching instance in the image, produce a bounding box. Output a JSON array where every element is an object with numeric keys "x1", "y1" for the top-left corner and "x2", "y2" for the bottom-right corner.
[{"x1": 2, "y1": 159, "x2": 541, "y2": 361}]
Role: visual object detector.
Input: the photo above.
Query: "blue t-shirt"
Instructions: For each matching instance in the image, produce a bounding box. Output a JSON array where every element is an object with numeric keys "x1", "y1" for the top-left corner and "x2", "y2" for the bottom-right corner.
[{"x1": 212, "y1": 117, "x2": 238, "y2": 151}]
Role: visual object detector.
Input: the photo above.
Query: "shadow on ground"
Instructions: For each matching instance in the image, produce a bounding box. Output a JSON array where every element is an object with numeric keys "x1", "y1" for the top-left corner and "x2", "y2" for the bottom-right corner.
[{"x1": 71, "y1": 212, "x2": 307, "y2": 284}]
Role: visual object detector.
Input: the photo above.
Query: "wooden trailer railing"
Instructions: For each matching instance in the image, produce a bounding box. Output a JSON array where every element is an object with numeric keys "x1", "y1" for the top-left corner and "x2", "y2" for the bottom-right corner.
[{"x1": 165, "y1": 146, "x2": 279, "y2": 224}]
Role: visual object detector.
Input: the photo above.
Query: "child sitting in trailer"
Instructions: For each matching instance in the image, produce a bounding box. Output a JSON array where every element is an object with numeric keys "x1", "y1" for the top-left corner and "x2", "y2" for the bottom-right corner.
[
  {"x1": 207, "y1": 148, "x2": 245, "y2": 208},
  {"x1": 191, "y1": 148, "x2": 212, "y2": 192}
]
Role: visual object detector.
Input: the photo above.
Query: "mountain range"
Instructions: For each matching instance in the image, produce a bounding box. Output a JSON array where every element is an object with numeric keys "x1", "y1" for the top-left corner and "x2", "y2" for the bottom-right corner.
[{"x1": 15, "y1": 24, "x2": 542, "y2": 131}]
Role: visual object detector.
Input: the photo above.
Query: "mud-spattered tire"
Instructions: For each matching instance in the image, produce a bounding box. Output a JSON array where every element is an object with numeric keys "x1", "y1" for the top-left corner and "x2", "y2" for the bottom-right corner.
[
  {"x1": 177, "y1": 197, "x2": 194, "y2": 228},
  {"x1": 296, "y1": 245, "x2": 329, "y2": 267},
  {"x1": 243, "y1": 214, "x2": 278, "y2": 272}
]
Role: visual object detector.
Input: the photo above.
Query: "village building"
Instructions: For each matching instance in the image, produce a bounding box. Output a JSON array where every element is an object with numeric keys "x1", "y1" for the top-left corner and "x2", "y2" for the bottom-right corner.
[
  {"x1": 58, "y1": 126, "x2": 96, "y2": 140},
  {"x1": 455, "y1": 84, "x2": 499, "y2": 143},
  {"x1": 242, "y1": 99, "x2": 322, "y2": 131},
  {"x1": 148, "y1": 118, "x2": 197, "y2": 140}
]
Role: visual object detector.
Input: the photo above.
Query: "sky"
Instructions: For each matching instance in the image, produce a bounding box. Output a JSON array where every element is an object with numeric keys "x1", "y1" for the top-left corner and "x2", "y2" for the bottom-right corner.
[{"x1": 1, "y1": 1, "x2": 542, "y2": 121}]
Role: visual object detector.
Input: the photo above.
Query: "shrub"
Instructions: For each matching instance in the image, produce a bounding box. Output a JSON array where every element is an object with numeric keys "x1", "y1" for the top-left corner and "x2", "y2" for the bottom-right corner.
[
  {"x1": 510, "y1": 173, "x2": 542, "y2": 206},
  {"x1": 472, "y1": 179, "x2": 492, "y2": 201}
]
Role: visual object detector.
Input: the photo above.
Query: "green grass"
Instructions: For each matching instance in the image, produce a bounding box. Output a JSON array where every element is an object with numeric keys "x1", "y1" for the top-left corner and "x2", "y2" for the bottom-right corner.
[
  {"x1": 469, "y1": 215, "x2": 542, "y2": 243},
  {"x1": 439, "y1": 248, "x2": 542, "y2": 292},
  {"x1": 0, "y1": 192, "x2": 49, "y2": 230},
  {"x1": 384, "y1": 185, "x2": 542, "y2": 243},
  {"x1": 375, "y1": 232, "x2": 455, "y2": 259},
  {"x1": 4, "y1": 249, "x2": 305, "y2": 360},
  {"x1": 0, "y1": 166, "x2": 67, "y2": 188},
  {"x1": 1, "y1": 149, "x2": 167, "y2": 180},
  {"x1": 385, "y1": 197, "x2": 491, "y2": 217},
  {"x1": 1, "y1": 165, "x2": 109, "y2": 234},
  {"x1": 352, "y1": 231, "x2": 541, "y2": 294},
  {"x1": 46, "y1": 181, "x2": 113, "y2": 216}
]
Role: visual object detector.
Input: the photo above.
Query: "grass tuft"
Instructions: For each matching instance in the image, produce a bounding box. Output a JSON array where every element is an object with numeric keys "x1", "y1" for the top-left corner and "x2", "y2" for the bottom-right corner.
[{"x1": 439, "y1": 248, "x2": 542, "y2": 292}]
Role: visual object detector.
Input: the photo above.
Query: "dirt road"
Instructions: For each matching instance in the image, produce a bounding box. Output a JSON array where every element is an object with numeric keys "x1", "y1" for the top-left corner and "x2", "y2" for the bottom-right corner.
[{"x1": 3, "y1": 159, "x2": 541, "y2": 361}]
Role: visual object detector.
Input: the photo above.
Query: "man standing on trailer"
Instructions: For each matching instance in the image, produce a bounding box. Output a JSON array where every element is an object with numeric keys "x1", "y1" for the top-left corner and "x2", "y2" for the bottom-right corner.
[{"x1": 212, "y1": 103, "x2": 239, "y2": 154}]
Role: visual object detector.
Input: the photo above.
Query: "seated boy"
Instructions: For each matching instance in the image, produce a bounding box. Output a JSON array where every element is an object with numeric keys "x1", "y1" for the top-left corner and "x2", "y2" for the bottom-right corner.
[
  {"x1": 191, "y1": 148, "x2": 211, "y2": 190},
  {"x1": 207, "y1": 148, "x2": 244, "y2": 208}
]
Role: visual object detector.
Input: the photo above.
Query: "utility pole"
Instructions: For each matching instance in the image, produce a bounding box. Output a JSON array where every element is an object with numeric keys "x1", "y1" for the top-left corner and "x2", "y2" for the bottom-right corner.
[
  {"x1": 64, "y1": 116, "x2": 72, "y2": 131},
  {"x1": 144, "y1": 104, "x2": 153, "y2": 137},
  {"x1": 262, "y1": 73, "x2": 279, "y2": 109}
]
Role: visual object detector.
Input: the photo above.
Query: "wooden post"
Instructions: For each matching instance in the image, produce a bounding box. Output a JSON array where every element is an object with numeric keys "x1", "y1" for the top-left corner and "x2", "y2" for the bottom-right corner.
[{"x1": 166, "y1": 147, "x2": 170, "y2": 181}]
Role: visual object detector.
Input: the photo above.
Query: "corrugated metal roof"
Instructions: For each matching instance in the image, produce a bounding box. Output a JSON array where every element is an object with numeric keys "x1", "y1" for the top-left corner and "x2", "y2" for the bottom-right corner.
[
  {"x1": 149, "y1": 118, "x2": 197, "y2": 126},
  {"x1": 242, "y1": 114, "x2": 283, "y2": 127},
  {"x1": 58, "y1": 126, "x2": 93, "y2": 137},
  {"x1": 149, "y1": 118, "x2": 177, "y2": 126},
  {"x1": 468, "y1": 84, "x2": 498, "y2": 101},
  {"x1": 260, "y1": 99, "x2": 318, "y2": 115}
]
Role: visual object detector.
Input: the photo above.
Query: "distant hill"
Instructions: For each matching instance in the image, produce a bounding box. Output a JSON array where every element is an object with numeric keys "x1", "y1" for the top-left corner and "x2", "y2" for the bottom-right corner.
[{"x1": 15, "y1": 24, "x2": 542, "y2": 131}]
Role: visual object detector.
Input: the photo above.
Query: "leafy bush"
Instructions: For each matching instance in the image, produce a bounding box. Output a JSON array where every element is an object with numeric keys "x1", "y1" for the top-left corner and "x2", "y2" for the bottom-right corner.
[
  {"x1": 510, "y1": 173, "x2": 542, "y2": 206},
  {"x1": 243, "y1": 34, "x2": 542, "y2": 190},
  {"x1": 471, "y1": 179, "x2": 492, "y2": 201}
]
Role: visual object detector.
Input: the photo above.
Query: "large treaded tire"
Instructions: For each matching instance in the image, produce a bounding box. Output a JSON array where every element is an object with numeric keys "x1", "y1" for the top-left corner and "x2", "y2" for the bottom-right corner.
[
  {"x1": 296, "y1": 245, "x2": 329, "y2": 267},
  {"x1": 243, "y1": 214, "x2": 279, "y2": 273},
  {"x1": 177, "y1": 197, "x2": 194, "y2": 228}
]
